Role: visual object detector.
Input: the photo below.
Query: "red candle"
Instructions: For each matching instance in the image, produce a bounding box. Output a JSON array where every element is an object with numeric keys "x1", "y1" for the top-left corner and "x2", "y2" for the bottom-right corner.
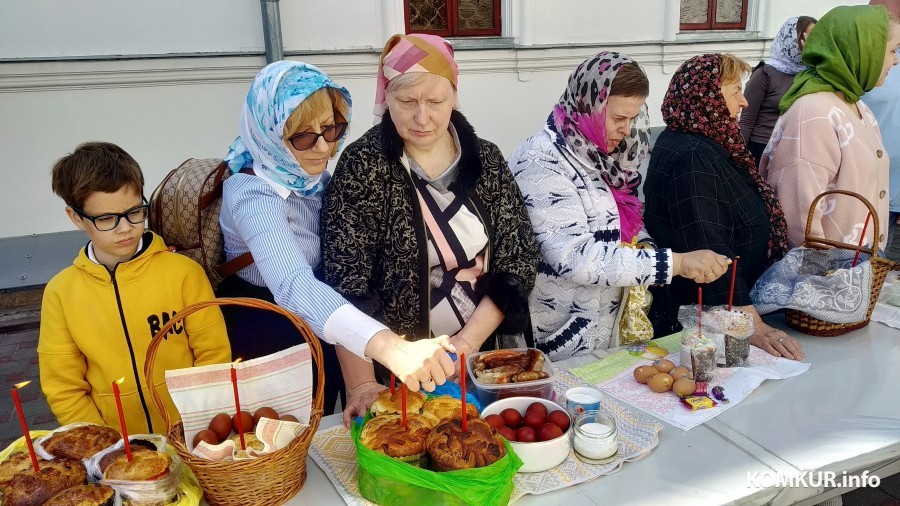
[
  {"x1": 727, "y1": 256, "x2": 740, "y2": 311},
  {"x1": 697, "y1": 287, "x2": 703, "y2": 337},
  {"x1": 231, "y1": 364, "x2": 246, "y2": 450},
  {"x1": 852, "y1": 213, "x2": 872, "y2": 267},
  {"x1": 460, "y1": 353, "x2": 467, "y2": 431},
  {"x1": 390, "y1": 374, "x2": 396, "y2": 395},
  {"x1": 11, "y1": 381, "x2": 40, "y2": 472},
  {"x1": 401, "y1": 384, "x2": 407, "y2": 429},
  {"x1": 111, "y1": 377, "x2": 133, "y2": 461}
]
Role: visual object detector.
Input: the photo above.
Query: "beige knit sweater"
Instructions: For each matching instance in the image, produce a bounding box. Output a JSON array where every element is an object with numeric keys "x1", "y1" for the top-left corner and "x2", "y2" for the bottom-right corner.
[{"x1": 760, "y1": 91, "x2": 890, "y2": 250}]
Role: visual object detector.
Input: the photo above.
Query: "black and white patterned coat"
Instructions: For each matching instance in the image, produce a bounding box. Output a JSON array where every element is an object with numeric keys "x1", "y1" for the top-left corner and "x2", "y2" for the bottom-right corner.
[{"x1": 509, "y1": 126, "x2": 673, "y2": 361}]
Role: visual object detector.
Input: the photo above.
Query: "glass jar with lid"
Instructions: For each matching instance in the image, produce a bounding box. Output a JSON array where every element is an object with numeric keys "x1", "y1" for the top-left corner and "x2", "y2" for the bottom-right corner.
[{"x1": 572, "y1": 410, "x2": 618, "y2": 464}]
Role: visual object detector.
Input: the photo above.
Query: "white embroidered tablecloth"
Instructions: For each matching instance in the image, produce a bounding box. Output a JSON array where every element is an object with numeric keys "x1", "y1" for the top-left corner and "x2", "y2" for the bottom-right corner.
[
  {"x1": 308, "y1": 372, "x2": 662, "y2": 505},
  {"x1": 597, "y1": 347, "x2": 809, "y2": 431}
]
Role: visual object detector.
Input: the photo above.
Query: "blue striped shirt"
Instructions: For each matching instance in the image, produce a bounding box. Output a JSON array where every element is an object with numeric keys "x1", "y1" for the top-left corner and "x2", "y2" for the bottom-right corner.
[{"x1": 220, "y1": 171, "x2": 385, "y2": 358}]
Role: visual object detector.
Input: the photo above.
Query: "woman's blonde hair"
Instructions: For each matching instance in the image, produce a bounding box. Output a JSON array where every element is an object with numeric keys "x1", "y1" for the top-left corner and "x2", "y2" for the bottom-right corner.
[
  {"x1": 719, "y1": 53, "x2": 752, "y2": 85},
  {"x1": 283, "y1": 87, "x2": 350, "y2": 156}
]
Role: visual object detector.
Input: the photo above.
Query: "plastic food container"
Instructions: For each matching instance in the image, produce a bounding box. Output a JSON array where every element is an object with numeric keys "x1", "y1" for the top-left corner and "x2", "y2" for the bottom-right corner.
[
  {"x1": 481, "y1": 397, "x2": 571, "y2": 473},
  {"x1": 466, "y1": 348, "x2": 556, "y2": 406}
]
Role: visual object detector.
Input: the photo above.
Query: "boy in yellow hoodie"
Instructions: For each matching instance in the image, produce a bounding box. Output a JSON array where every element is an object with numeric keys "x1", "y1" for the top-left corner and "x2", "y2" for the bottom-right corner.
[{"x1": 38, "y1": 142, "x2": 231, "y2": 434}]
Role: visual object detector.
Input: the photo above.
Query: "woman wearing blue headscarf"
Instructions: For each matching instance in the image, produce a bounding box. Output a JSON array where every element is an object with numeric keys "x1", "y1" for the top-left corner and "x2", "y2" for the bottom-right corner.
[{"x1": 219, "y1": 61, "x2": 456, "y2": 424}]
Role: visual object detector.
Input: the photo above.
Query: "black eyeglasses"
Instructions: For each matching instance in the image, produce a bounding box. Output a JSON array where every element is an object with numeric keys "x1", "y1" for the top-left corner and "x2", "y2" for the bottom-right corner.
[
  {"x1": 72, "y1": 197, "x2": 149, "y2": 231},
  {"x1": 287, "y1": 122, "x2": 348, "y2": 151}
]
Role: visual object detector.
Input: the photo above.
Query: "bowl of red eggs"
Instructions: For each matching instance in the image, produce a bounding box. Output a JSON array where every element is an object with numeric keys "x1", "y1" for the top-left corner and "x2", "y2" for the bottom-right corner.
[{"x1": 481, "y1": 396, "x2": 572, "y2": 472}]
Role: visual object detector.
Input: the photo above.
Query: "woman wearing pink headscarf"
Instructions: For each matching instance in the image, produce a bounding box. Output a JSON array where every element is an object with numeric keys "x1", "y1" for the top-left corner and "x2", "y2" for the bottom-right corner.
[{"x1": 321, "y1": 34, "x2": 538, "y2": 388}]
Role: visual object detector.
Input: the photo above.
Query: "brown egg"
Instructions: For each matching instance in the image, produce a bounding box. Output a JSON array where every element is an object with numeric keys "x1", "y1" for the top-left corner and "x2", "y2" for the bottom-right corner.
[
  {"x1": 669, "y1": 366, "x2": 691, "y2": 381},
  {"x1": 253, "y1": 407, "x2": 279, "y2": 427},
  {"x1": 653, "y1": 359, "x2": 676, "y2": 374},
  {"x1": 672, "y1": 378, "x2": 697, "y2": 398},
  {"x1": 208, "y1": 413, "x2": 233, "y2": 441},
  {"x1": 232, "y1": 411, "x2": 253, "y2": 434},
  {"x1": 647, "y1": 373, "x2": 675, "y2": 393},
  {"x1": 633, "y1": 365, "x2": 660, "y2": 384},
  {"x1": 192, "y1": 429, "x2": 219, "y2": 448},
  {"x1": 280, "y1": 414, "x2": 299, "y2": 423}
]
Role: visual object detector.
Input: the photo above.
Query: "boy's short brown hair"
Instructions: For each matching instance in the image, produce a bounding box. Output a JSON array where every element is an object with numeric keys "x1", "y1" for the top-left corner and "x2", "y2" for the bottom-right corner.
[{"x1": 51, "y1": 142, "x2": 144, "y2": 209}]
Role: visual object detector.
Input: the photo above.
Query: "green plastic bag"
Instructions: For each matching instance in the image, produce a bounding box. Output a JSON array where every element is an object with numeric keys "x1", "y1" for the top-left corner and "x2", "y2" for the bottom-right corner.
[{"x1": 352, "y1": 414, "x2": 522, "y2": 506}]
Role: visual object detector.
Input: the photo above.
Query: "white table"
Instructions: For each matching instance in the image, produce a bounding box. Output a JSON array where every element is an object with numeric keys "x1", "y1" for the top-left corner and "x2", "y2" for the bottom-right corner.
[
  {"x1": 707, "y1": 316, "x2": 900, "y2": 505},
  {"x1": 279, "y1": 317, "x2": 899, "y2": 505}
]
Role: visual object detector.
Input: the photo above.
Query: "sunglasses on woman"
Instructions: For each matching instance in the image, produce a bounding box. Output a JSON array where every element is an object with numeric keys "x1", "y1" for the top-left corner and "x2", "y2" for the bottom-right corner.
[{"x1": 287, "y1": 122, "x2": 348, "y2": 151}]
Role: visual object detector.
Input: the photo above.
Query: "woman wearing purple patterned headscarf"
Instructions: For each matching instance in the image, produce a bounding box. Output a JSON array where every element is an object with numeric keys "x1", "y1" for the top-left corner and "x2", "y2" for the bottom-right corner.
[
  {"x1": 739, "y1": 16, "x2": 817, "y2": 165},
  {"x1": 508, "y1": 52, "x2": 729, "y2": 361},
  {"x1": 644, "y1": 53, "x2": 803, "y2": 361}
]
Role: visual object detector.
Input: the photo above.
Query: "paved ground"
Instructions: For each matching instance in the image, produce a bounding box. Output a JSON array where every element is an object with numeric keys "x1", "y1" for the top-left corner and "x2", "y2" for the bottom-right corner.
[
  {"x1": 0, "y1": 300, "x2": 897, "y2": 504},
  {"x1": 0, "y1": 310, "x2": 56, "y2": 449}
]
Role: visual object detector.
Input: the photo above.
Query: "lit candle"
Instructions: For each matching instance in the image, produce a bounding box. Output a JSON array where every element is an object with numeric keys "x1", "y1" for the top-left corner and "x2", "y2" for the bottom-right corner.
[
  {"x1": 11, "y1": 381, "x2": 40, "y2": 472},
  {"x1": 460, "y1": 353, "x2": 467, "y2": 431},
  {"x1": 111, "y1": 377, "x2": 132, "y2": 461},
  {"x1": 231, "y1": 361, "x2": 246, "y2": 450}
]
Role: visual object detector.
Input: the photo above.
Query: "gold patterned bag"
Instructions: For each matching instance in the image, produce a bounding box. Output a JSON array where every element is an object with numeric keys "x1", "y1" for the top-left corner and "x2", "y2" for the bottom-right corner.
[{"x1": 617, "y1": 241, "x2": 654, "y2": 345}]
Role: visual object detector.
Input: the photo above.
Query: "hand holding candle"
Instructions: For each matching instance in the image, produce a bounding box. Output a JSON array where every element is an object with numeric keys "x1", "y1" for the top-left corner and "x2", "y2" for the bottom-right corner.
[
  {"x1": 111, "y1": 377, "x2": 133, "y2": 462},
  {"x1": 11, "y1": 381, "x2": 40, "y2": 472},
  {"x1": 230, "y1": 362, "x2": 246, "y2": 451}
]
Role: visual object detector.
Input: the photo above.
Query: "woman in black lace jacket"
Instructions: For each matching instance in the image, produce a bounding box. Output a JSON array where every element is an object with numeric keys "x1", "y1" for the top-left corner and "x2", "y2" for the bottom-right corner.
[{"x1": 321, "y1": 34, "x2": 538, "y2": 386}]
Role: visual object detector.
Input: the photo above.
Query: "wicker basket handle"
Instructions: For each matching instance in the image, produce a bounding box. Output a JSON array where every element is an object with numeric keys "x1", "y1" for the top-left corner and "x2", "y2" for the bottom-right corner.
[
  {"x1": 803, "y1": 189, "x2": 881, "y2": 258},
  {"x1": 143, "y1": 297, "x2": 326, "y2": 433}
]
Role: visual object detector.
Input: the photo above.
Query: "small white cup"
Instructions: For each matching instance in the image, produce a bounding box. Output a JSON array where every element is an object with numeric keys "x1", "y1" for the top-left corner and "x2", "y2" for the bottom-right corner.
[{"x1": 564, "y1": 387, "x2": 603, "y2": 418}]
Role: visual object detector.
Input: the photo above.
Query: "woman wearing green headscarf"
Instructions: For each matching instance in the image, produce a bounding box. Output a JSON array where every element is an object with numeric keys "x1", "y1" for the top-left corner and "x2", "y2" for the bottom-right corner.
[{"x1": 761, "y1": 5, "x2": 900, "y2": 250}]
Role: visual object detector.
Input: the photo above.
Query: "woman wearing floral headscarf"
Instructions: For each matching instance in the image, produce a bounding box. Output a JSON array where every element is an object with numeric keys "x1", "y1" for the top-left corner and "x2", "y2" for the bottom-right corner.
[
  {"x1": 762, "y1": 5, "x2": 900, "y2": 251},
  {"x1": 321, "y1": 34, "x2": 538, "y2": 381},
  {"x1": 508, "y1": 52, "x2": 729, "y2": 361},
  {"x1": 644, "y1": 53, "x2": 803, "y2": 360},
  {"x1": 739, "y1": 15, "x2": 817, "y2": 166},
  {"x1": 219, "y1": 61, "x2": 457, "y2": 425}
]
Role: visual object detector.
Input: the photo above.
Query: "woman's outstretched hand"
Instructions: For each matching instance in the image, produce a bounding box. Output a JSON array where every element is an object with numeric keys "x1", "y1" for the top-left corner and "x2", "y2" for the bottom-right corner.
[
  {"x1": 365, "y1": 330, "x2": 457, "y2": 392},
  {"x1": 673, "y1": 250, "x2": 731, "y2": 284}
]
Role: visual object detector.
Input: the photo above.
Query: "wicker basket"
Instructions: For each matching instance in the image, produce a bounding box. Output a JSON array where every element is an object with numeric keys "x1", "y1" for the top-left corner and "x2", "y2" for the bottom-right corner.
[
  {"x1": 144, "y1": 297, "x2": 325, "y2": 505},
  {"x1": 784, "y1": 190, "x2": 895, "y2": 336}
]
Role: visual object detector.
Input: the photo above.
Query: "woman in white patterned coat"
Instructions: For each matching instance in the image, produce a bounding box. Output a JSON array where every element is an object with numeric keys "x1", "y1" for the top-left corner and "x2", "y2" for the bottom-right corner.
[{"x1": 508, "y1": 53, "x2": 730, "y2": 361}]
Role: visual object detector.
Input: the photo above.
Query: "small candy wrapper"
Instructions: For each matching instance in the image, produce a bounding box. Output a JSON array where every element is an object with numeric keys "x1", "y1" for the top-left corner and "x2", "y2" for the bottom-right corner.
[
  {"x1": 190, "y1": 417, "x2": 307, "y2": 461},
  {"x1": 680, "y1": 396, "x2": 717, "y2": 411},
  {"x1": 693, "y1": 382, "x2": 708, "y2": 396},
  {"x1": 165, "y1": 344, "x2": 313, "y2": 462},
  {"x1": 711, "y1": 386, "x2": 729, "y2": 403},
  {"x1": 636, "y1": 344, "x2": 670, "y2": 360}
]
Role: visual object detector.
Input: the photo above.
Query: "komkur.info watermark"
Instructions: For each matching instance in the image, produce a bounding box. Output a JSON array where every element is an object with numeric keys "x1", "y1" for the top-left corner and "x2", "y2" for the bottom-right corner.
[{"x1": 747, "y1": 471, "x2": 881, "y2": 489}]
